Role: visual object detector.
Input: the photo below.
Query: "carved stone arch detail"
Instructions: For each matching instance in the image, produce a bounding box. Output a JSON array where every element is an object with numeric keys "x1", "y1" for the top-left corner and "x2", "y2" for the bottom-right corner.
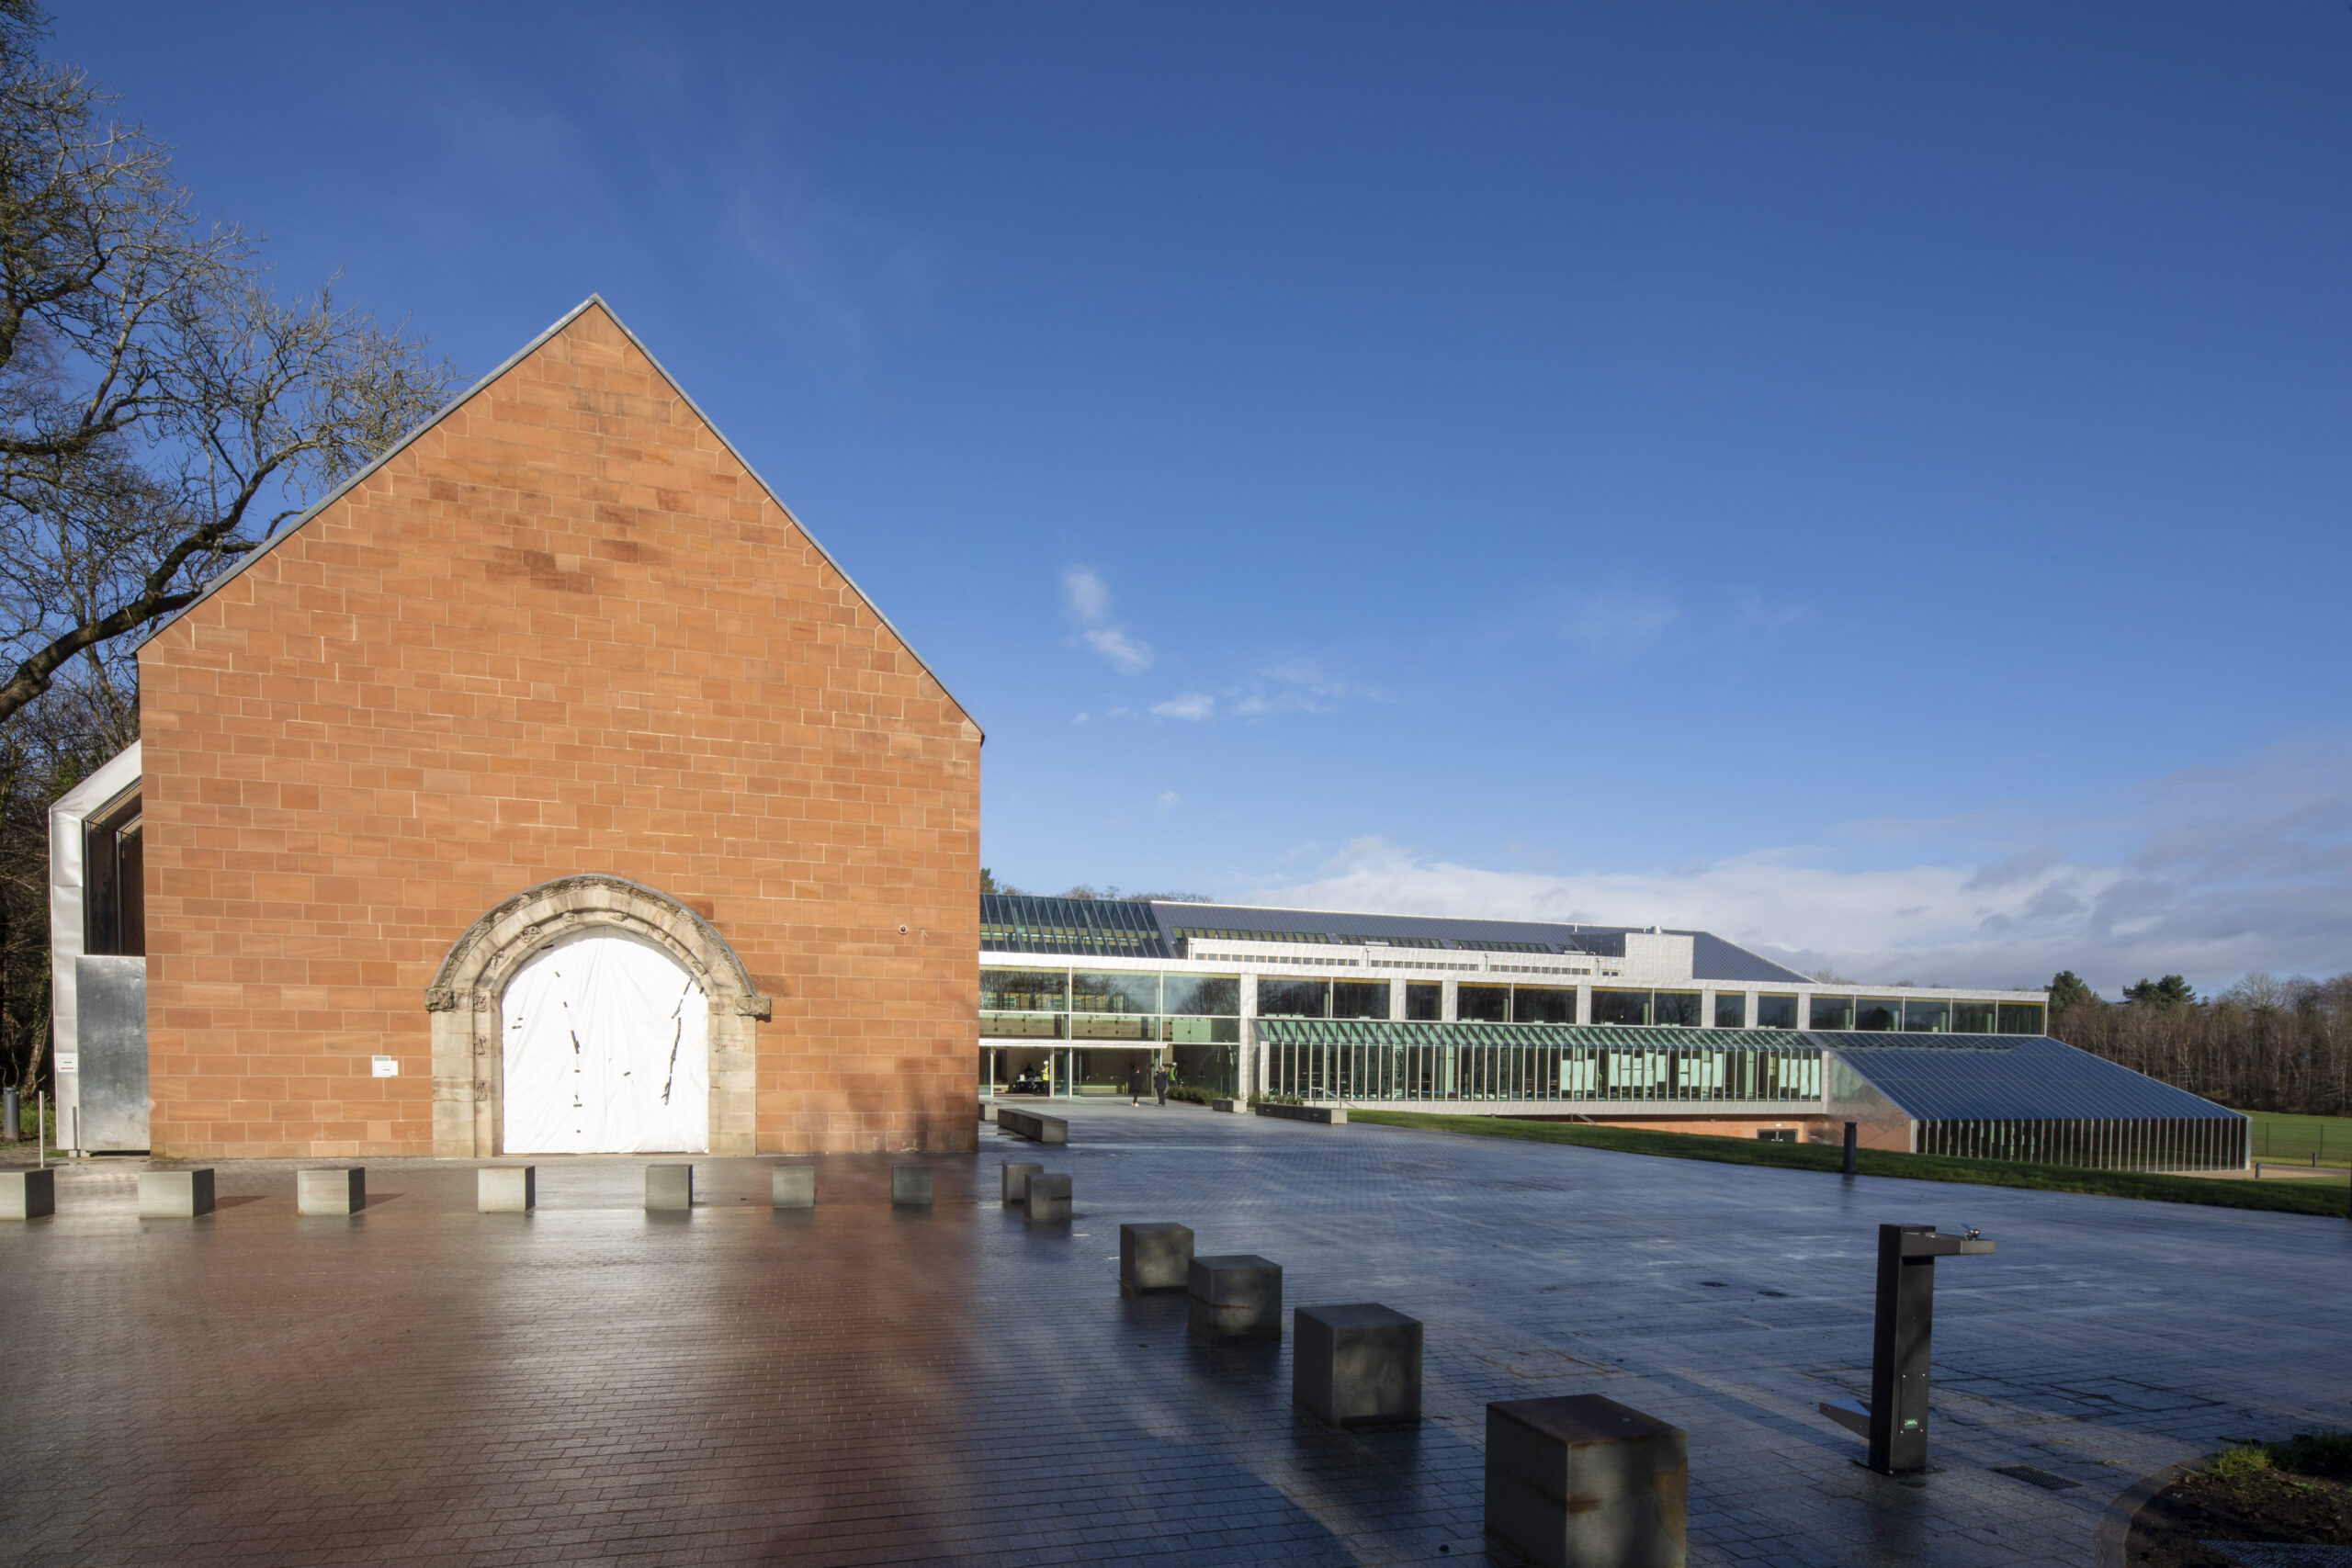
[{"x1": 425, "y1": 874, "x2": 769, "y2": 1157}]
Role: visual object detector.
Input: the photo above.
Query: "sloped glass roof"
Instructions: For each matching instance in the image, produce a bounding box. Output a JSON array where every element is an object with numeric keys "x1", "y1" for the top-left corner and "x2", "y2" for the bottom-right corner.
[
  {"x1": 978, "y1": 896, "x2": 1169, "y2": 958},
  {"x1": 1826, "y1": 1034, "x2": 2240, "y2": 1122},
  {"x1": 1253, "y1": 1019, "x2": 1815, "y2": 1052}
]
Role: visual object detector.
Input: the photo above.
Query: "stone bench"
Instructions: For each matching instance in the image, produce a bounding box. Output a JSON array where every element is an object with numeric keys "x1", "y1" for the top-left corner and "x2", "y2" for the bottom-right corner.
[
  {"x1": 1188, "y1": 1254, "x2": 1282, "y2": 1342},
  {"x1": 1001, "y1": 1161, "x2": 1044, "y2": 1203},
  {"x1": 478, "y1": 1167, "x2": 536, "y2": 1212},
  {"x1": 1486, "y1": 1393, "x2": 1687, "y2": 1568},
  {"x1": 772, "y1": 1165, "x2": 815, "y2": 1208},
  {"x1": 1212, "y1": 1099, "x2": 1238, "y2": 1113},
  {"x1": 1295, "y1": 1303, "x2": 1422, "y2": 1428},
  {"x1": 1120, "y1": 1223, "x2": 1193, "y2": 1295},
  {"x1": 646, "y1": 1164, "x2": 694, "y2": 1210},
  {"x1": 1254, "y1": 1102, "x2": 1346, "y2": 1124},
  {"x1": 1024, "y1": 1171, "x2": 1071, "y2": 1221},
  {"x1": 997, "y1": 1106, "x2": 1069, "y2": 1145},
  {"x1": 139, "y1": 1169, "x2": 216, "y2": 1218},
  {"x1": 892, "y1": 1165, "x2": 933, "y2": 1207},
  {"x1": 298, "y1": 1168, "x2": 366, "y2": 1215},
  {"x1": 1, "y1": 1168, "x2": 54, "y2": 1219}
]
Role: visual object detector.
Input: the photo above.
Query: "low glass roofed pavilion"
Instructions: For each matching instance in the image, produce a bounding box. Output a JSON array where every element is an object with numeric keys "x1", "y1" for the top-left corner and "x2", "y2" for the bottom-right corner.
[{"x1": 978, "y1": 895, "x2": 2245, "y2": 1173}]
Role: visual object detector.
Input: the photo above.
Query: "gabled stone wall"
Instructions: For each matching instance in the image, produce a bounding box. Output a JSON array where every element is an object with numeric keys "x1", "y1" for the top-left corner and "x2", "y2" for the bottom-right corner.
[{"x1": 137, "y1": 301, "x2": 979, "y2": 1157}]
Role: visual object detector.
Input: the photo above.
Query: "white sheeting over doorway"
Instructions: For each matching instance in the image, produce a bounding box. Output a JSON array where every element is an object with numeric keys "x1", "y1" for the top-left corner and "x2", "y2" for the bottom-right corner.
[{"x1": 502, "y1": 931, "x2": 710, "y2": 1154}]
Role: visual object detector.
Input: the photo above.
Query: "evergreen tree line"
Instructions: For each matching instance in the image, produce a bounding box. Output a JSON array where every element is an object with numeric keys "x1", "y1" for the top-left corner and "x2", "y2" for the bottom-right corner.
[{"x1": 2048, "y1": 969, "x2": 2352, "y2": 1117}]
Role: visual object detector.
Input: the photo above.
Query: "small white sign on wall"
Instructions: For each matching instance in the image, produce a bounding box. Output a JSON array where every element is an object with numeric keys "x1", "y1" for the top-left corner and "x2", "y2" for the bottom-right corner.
[
  {"x1": 370, "y1": 1056, "x2": 399, "y2": 1077},
  {"x1": 54, "y1": 1052, "x2": 77, "y2": 1074}
]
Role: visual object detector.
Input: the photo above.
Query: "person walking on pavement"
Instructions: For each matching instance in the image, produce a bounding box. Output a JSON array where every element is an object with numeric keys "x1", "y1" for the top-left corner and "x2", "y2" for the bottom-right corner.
[
  {"x1": 1153, "y1": 1063, "x2": 1170, "y2": 1107},
  {"x1": 1128, "y1": 1063, "x2": 1145, "y2": 1106}
]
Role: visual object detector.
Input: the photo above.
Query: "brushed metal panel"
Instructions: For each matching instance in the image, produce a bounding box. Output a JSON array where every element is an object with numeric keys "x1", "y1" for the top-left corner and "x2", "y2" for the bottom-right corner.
[{"x1": 75, "y1": 955, "x2": 146, "y2": 1152}]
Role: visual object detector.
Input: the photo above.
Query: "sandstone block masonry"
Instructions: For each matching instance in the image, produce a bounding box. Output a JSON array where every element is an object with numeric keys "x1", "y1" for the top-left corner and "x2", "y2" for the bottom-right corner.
[{"x1": 136, "y1": 298, "x2": 980, "y2": 1158}]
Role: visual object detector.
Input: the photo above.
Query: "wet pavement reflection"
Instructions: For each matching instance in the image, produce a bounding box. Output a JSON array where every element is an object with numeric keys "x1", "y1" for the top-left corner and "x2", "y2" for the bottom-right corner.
[{"x1": 2, "y1": 1102, "x2": 2345, "y2": 1566}]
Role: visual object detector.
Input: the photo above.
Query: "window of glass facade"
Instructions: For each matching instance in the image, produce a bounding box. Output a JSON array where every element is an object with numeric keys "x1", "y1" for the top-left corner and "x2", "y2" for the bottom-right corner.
[
  {"x1": 1902, "y1": 998, "x2": 1951, "y2": 1033},
  {"x1": 1405, "y1": 983, "x2": 1442, "y2": 1021},
  {"x1": 1512, "y1": 987, "x2": 1575, "y2": 1024},
  {"x1": 1161, "y1": 975, "x2": 1240, "y2": 1017},
  {"x1": 1073, "y1": 972, "x2": 1159, "y2": 1014},
  {"x1": 981, "y1": 969, "x2": 1068, "y2": 1011},
  {"x1": 1457, "y1": 984, "x2": 1510, "y2": 1022},
  {"x1": 1996, "y1": 1002, "x2": 2046, "y2": 1035},
  {"x1": 1951, "y1": 1001, "x2": 1996, "y2": 1032},
  {"x1": 1166, "y1": 1016, "x2": 1241, "y2": 1043},
  {"x1": 1653, "y1": 991, "x2": 1702, "y2": 1027},
  {"x1": 1256, "y1": 977, "x2": 1329, "y2": 1018},
  {"x1": 1855, "y1": 999, "x2": 1901, "y2": 1032},
  {"x1": 1592, "y1": 988, "x2": 1650, "y2": 1026},
  {"x1": 1757, "y1": 994, "x2": 1798, "y2": 1029},
  {"x1": 1331, "y1": 981, "x2": 1389, "y2": 1020},
  {"x1": 1713, "y1": 992, "x2": 1747, "y2": 1029},
  {"x1": 1809, "y1": 995, "x2": 1854, "y2": 1030}
]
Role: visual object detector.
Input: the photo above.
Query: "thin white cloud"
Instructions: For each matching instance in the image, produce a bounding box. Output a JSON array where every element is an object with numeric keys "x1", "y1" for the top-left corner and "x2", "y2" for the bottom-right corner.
[
  {"x1": 1562, "y1": 593, "x2": 1678, "y2": 654},
  {"x1": 1061, "y1": 564, "x2": 1153, "y2": 674},
  {"x1": 1156, "y1": 792, "x2": 1182, "y2": 811},
  {"x1": 1242, "y1": 736, "x2": 2352, "y2": 996},
  {"x1": 1151, "y1": 693, "x2": 1215, "y2": 721},
  {"x1": 1151, "y1": 658, "x2": 1393, "y2": 723}
]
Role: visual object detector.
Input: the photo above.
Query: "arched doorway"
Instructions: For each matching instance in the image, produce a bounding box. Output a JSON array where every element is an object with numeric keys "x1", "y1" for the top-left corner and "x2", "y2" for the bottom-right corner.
[
  {"x1": 501, "y1": 931, "x2": 711, "y2": 1154},
  {"x1": 425, "y1": 874, "x2": 771, "y2": 1157}
]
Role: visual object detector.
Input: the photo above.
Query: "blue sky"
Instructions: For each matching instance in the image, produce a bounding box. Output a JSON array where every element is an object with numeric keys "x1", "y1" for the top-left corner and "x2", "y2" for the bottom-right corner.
[{"x1": 61, "y1": 4, "x2": 2352, "y2": 994}]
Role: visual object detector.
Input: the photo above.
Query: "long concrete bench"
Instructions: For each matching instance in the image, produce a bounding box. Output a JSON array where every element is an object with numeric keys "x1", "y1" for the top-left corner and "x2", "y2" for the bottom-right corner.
[
  {"x1": 1254, "y1": 1102, "x2": 1346, "y2": 1124},
  {"x1": 997, "y1": 1106, "x2": 1069, "y2": 1145}
]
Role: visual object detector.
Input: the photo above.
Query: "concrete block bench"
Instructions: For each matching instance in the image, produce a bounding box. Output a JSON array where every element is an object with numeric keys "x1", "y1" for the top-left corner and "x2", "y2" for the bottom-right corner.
[
  {"x1": 997, "y1": 1107, "x2": 1069, "y2": 1145},
  {"x1": 1188, "y1": 1254, "x2": 1282, "y2": 1342},
  {"x1": 1295, "y1": 1303, "x2": 1422, "y2": 1427},
  {"x1": 1, "y1": 1168, "x2": 54, "y2": 1218},
  {"x1": 1212, "y1": 1099, "x2": 1238, "y2": 1113},
  {"x1": 1023, "y1": 1171, "x2": 1070, "y2": 1221},
  {"x1": 1120, "y1": 1223, "x2": 1193, "y2": 1295},
  {"x1": 892, "y1": 1165, "x2": 933, "y2": 1207},
  {"x1": 1254, "y1": 1102, "x2": 1346, "y2": 1124},
  {"x1": 298, "y1": 1168, "x2": 366, "y2": 1215},
  {"x1": 772, "y1": 1165, "x2": 815, "y2": 1208},
  {"x1": 1001, "y1": 1161, "x2": 1044, "y2": 1203},
  {"x1": 646, "y1": 1164, "x2": 694, "y2": 1210},
  {"x1": 1486, "y1": 1393, "x2": 1687, "y2": 1568},
  {"x1": 479, "y1": 1167, "x2": 536, "y2": 1212},
  {"x1": 139, "y1": 1169, "x2": 215, "y2": 1218}
]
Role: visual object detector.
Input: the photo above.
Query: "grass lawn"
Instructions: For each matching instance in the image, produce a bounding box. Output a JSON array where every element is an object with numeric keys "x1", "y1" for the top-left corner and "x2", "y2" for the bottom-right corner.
[
  {"x1": 1348, "y1": 1109, "x2": 2352, "y2": 1218},
  {"x1": 2242, "y1": 1110, "x2": 2352, "y2": 1169}
]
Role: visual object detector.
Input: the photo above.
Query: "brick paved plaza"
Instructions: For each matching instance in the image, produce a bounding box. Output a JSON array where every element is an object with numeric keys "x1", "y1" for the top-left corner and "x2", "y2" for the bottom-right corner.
[{"x1": 3, "y1": 1104, "x2": 2345, "y2": 1566}]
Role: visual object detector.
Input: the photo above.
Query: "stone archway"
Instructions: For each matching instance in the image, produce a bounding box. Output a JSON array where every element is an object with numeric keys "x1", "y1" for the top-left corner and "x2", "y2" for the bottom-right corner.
[{"x1": 425, "y1": 874, "x2": 771, "y2": 1157}]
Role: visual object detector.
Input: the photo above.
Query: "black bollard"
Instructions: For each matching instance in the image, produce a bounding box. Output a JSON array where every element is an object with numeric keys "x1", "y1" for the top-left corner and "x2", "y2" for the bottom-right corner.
[
  {"x1": 1, "y1": 1085, "x2": 17, "y2": 1143},
  {"x1": 1818, "y1": 1223, "x2": 1995, "y2": 1475},
  {"x1": 1842, "y1": 1121, "x2": 1857, "y2": 1176}
]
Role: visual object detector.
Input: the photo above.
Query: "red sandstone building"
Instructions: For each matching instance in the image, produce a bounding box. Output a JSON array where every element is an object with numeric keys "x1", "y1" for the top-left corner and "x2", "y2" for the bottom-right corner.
[{"x1": 51, "y1": 298, "x2": 981, "y2": 1159}]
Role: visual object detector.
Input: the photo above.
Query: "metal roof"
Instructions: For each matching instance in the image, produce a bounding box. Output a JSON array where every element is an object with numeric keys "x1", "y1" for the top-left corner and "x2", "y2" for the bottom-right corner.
[
  {"x1": 1826, "y1": 1035, "x2": 2242, "y2": 1123},
  {"x1": 973, "y1": 895, "x2": 1809, "y2": 982}
]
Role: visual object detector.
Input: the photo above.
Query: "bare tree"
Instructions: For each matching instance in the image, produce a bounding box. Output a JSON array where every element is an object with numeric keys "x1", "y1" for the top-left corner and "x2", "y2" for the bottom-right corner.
[{"x1": 0, "y1": 3, "x2": 456, "y2": 726}]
